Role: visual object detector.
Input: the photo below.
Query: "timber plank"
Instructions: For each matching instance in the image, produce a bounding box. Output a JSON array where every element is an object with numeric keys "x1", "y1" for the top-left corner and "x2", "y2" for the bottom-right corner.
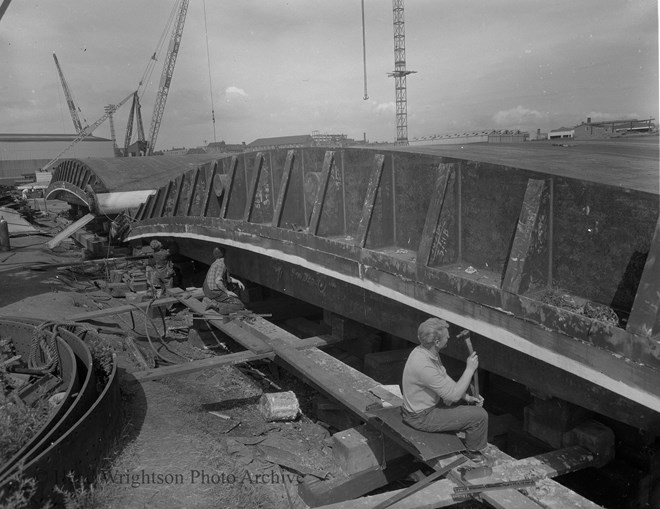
[
  {"x1": 244, "y1": 152, "x2": 264, "y2": 222},
  {"x1": 317, "y1": 446, "x2": 601, "y2": 509},
  {"x1": 299, "y1": 455, "x2": 419, "y2": 508},
  {"x1": 129, "y1": 350, "x2": 275, "y2": 383},
  {"x1": 502, "y1": 178, "x2": 547, "y2": 294},
  {"x1": 66, "y1": 289, "x2": 204, "y2": 321},
  {"x1": 128, "y1": 334, "x2": 339, "y2": 384},
  {"x1": 416, "y1": 164, "x2": 453, "y2": 267},
  {"x1": 220, "y1": 156, "x2": 238, "y2": 219},
  {"x1": 355, "y1": 154, "x2": 385, "y2": 248},
  {"x1": 173, "y1": 293, "x2": 273, "y2": 354},
  {"x1": 272, "y1": 150, "x2": 295, "y2": 227},
  {"x1": 309, "y1": 151, "x2": 335, "y2": 235},
  {"x1": 628, "y1": 216, "x2": 660, "y2": 336},
  {"x1": 367, "y1": 406, "x2": 464, "y2": 461}
]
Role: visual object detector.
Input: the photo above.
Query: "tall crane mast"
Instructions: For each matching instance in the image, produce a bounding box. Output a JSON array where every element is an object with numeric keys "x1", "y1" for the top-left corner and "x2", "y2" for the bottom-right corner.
[
  {"x1": 147, "y1": 0, "x2": 189, "y2": 155},
  {"x1": 124, "y1": 92, "x2": 147, "y2": 156},
  {"x1": 388, "y1": 0, "x2": 415, "y2": 145},
  {"x1": 105, "y1": 104, "x2": 119, "y2": 154},
  {"x1": 53, "y1": 53, "x2": 87, "y2": 134}
]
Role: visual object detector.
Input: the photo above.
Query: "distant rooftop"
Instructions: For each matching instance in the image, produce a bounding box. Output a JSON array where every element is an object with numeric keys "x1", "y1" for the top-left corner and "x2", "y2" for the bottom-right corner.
[{"x1": 249, "y1": 135, "x2": 314, "y2": 147}]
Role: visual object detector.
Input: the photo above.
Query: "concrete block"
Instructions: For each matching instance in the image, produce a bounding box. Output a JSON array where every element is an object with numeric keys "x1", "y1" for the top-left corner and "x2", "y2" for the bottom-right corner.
[
  {"x1": 332, "y1": 424, "x2": 407, "y2": 476},
  {"x1": 563, "y1": 419, "x2": 615, "y2": 467},
  {"x1": 363, "y1": 348, "x2": 413, "y2": 385}
]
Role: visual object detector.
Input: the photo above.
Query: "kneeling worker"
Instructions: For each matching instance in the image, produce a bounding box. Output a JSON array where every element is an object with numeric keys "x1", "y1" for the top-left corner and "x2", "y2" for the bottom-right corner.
[
  {"x1": 401, "y1": 318, "x2": 489, "y2": 465},
  {"x1": 203, "y1": 247, "x2": 246, "y2": 315}
]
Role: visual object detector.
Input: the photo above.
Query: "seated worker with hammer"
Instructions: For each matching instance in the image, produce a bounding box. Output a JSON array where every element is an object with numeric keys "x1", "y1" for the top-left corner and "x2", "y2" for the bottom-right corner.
[
  {"x1": 401, "y1": 318, "x2": 489, "y2": 465},
  {"x1": 203, "y1": 247, "x2": 246, "y2": 315}
]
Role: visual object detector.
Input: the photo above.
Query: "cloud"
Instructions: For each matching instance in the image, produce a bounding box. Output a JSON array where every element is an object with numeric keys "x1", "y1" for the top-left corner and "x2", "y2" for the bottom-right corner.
[
  {"x1": 225, "y1": 86, "x2": 247, "y2": 98},
  {"x1": 375, "y1": 102, "x2": 395, "y2": 114},
  {"x1": 493, "y1": 106, "x2": 544, "y2": 126},
  {"x1": 586, "y1": 111, "x2": 641, "y2": 121}
]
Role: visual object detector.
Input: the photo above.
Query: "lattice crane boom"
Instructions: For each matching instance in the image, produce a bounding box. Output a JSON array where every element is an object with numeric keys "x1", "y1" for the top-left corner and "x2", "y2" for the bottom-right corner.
[
  {"x1": 147, "y1": 0, "x2": 189, "y2": 155},
  {"x1": 388, "y1": 0, "x2": 416, "y2": 145},
  {"x1": 42, "y1": 92, "x2": 133, "y2": 172},
  {"x1": 53, "y1": 52, "x2": 85, "y2": 134}
]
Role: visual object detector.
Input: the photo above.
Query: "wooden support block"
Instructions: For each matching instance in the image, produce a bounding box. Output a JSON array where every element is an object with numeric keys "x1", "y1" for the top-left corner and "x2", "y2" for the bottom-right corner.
[
  {"x1": 363, "y1": 348, "x2": 413, "y2": 385},
  {"x1": 312, "y1": 397, "x2": 362, "y2": 431},
  {"x1": 299, "y1": 454, "x2": 418, "y2": 508},
  {"x1": 563, "y1": 419, "x2": 615, "y2": 467},
  {"x1": 332, "y1": 424, "x2": 408, "y2": 476},
  {"x1": 524, "y1": 396, "x2": 592, "y2": 449},
  {"x1": 283, "y1": 317, "x2": 330, "y2": 338}
]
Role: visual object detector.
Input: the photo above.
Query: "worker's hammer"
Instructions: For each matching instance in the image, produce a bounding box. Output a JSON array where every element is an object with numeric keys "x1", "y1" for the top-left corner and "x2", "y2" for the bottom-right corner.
[{"x1": 458, "y1": 329, "x2": 479, "y2": 399}]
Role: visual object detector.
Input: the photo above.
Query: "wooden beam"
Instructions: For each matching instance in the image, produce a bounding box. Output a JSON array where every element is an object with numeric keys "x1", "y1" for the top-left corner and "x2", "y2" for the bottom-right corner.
[
  {"x1": 272, "y1": 150, "x2": 295, "y2": 227},
  {"x1": 416, "y1": 164, "x2": 453, "y2": 267},
  {"x1": 128, "y1": 331, "x2": 340, "y2": 384},
  {"x1": 502, "y1": 178, "x2": 547, "y2": 294},
  {"x1": 309, "y1": 151, "x2": 335, "y2": 235},
  {"x1": 157, "y1": 181, "x2": 172, "y2": 218},
  {"x1": 627, "y1": 216, "x2": 660, "y2": 336},
  {"x1": 173, "y1": 294, "x2": 273, "y2": 354},
  {"x1": 200, "y1": 162, "x2": 218, "y2": 217},
  {"x1": 220, "y1": 156, "x2": 238, "y2": 219},
  {"x1": 169, "y1": 175, "x2": 184, "y2": 216},
  {"x1": 143, "y1": 193, "x2": 156, "y2": 220},
  {"x1": 244, "y1": 152, "x2": 265, "y2": 222},
  {"x1": 185, "y1": 168, "x2": 201, "y2": 216},
  {"x1": 129, "y1": 350, "x2": 275, "y2": 383},
  {"x1": 298, "y1": 455, "x2": 419, "y2": 508},
  {"x1": 317, "y1": 446, "x2": 601, "y2": 509},
  {"x1": 66, "y1": 289, "x2": 204, "y2": 321},
  {"x1": 355, "y1": 154, "x2": 385, "y2": 248}
]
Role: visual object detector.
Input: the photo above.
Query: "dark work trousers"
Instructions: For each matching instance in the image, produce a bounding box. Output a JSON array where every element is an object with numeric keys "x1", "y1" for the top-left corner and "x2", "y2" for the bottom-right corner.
[
  {"x1": 401, "y1": 403, "x2": 488, "y2": 452},
  {"x1": 202, "y1": 281, "x2": 244, "y2": 315}
]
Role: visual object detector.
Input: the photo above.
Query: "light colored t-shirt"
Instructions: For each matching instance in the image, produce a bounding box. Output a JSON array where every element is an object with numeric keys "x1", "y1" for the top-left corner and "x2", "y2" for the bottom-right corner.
[{"x1": 401, "y1": 345, "x2": 457, "y2": 413}]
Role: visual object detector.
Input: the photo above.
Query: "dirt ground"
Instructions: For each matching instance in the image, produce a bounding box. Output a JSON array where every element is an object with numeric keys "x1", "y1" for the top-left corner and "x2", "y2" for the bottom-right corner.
[{"x1": 0, "y1": 204, "x2": 342, "y2": 509}]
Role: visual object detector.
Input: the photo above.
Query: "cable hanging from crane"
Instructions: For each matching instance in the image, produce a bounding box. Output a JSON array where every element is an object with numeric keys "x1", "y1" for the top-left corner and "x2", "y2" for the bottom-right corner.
[
  {"x1": 202, "y1": 0, "x2": 217, "y2": 144},
  {"x1": 137, "y1": 0, "x2": 180, "y2": 101},
  {"x1": 361, "y1": 0, "x2": 369, "y2": 100}
]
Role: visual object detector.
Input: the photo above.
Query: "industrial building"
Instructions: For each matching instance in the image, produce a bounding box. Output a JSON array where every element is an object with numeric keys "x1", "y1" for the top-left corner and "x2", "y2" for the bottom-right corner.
[{"x1": 0, "y1": 133, "x2": 114, "y2": 185}]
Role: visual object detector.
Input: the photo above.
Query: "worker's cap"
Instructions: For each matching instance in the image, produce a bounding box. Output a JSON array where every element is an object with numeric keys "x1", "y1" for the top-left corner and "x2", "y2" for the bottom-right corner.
[
  {"x1": 213, "y1": 246, "x2": 225, "y2": 258},
  {"x1": 417, "y1": 318, "x2": 449, "y2": 344},
  {"x1": 150, "y1": 240, "x2": 162, "y2": 250}
]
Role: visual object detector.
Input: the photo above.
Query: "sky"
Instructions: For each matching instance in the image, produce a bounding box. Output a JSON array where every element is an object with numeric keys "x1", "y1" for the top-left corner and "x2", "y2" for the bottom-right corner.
[{"x1": 1, "y1": 0, "x2": 658, "y2": 150}]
